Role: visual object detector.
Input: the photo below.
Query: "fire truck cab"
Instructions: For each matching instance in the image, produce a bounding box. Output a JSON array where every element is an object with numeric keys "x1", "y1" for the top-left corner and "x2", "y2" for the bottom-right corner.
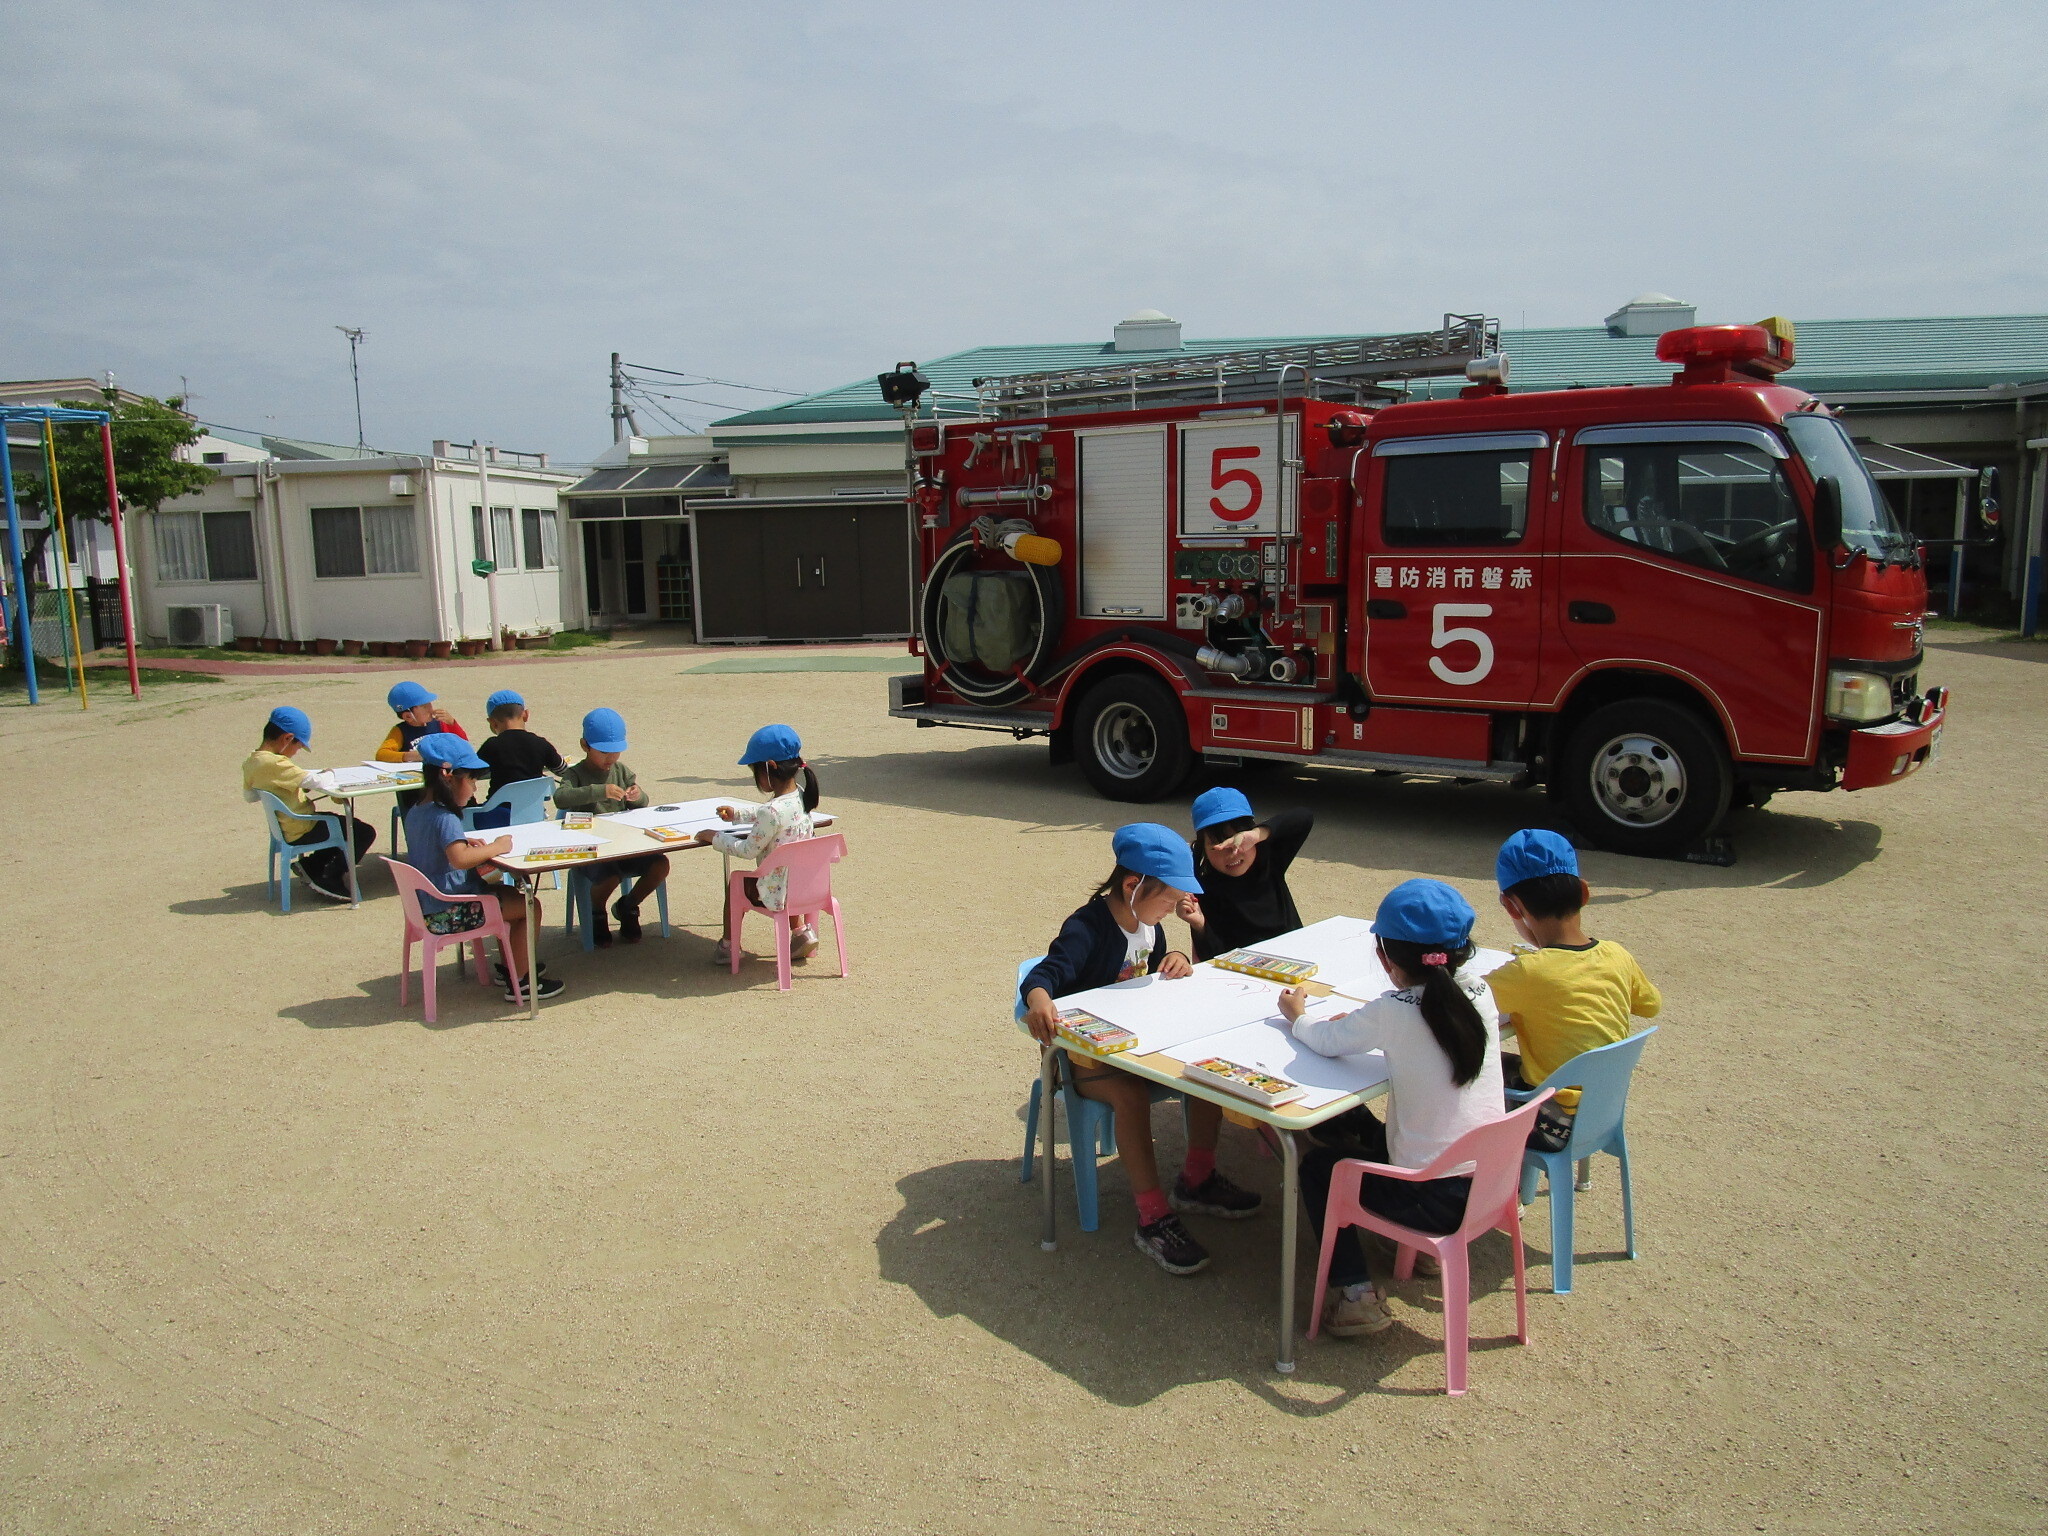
[{"x1": 887, "y1": 316, "x2": 1948, "y2": 857}]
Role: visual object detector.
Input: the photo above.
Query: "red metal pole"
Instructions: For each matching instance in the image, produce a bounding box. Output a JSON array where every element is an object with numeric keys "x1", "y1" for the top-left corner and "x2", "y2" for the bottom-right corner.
[{"x1": 100, "y1": 421, "x2": 141, "y2": 697}]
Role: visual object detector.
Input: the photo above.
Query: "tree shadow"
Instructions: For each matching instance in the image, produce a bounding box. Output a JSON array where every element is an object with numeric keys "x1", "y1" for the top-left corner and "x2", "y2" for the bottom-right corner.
[
  {"x1": 827, "y1": 738, "x2": 1886, "y2": 891},
  {"x1": 874, "y1": 1124, "x2": 1535, "y2": 1408}
]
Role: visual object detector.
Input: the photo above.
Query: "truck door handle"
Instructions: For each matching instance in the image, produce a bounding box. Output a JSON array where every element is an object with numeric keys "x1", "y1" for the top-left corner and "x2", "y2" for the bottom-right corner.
[
  {"x1": 1366, "y1": 599, "x2": 1406, "y2": 619},
  {"x1": 1568, "y1": 600, "x2": 1615, "y2": 624}
]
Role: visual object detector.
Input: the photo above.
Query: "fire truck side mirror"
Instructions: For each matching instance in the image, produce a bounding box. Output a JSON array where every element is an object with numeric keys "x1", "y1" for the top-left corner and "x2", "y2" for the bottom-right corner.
[{"x1": 1811, "y1": 476, "x2": 1843, "y2": 550}]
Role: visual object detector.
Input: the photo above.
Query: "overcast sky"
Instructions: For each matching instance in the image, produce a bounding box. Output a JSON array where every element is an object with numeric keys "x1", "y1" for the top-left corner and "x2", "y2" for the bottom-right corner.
[{"x1": 3, "y1": 1, "x2": 2043, "y2": 463}]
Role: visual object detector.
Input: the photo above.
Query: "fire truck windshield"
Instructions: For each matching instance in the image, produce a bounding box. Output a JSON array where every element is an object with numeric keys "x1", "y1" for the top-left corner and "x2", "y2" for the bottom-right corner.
[{"x1": 1783, "y1": 413, "x2": 1915, "y2": 564}]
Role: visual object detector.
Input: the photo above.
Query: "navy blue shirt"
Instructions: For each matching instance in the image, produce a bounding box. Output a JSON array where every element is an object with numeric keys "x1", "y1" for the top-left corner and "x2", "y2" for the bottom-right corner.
[
  {"x1": 403, "y1": 803, "x2": 492, "y2": 913},
  {"x1": 1021, "y1": 896, "x2": 1170, "y2": 1008}
]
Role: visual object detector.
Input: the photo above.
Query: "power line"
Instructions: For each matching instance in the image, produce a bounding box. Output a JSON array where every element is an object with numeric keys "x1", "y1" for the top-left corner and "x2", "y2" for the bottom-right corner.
[{"x1": 620, "y1": 361, "x2": 806, "y2": 395}]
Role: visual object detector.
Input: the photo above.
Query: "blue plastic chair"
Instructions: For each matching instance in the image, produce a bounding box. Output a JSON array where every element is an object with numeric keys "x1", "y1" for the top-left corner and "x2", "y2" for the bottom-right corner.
[
  {"x1": 1506, "y1": 1025, "x2": 1657, "y2": 1295},
  {"x1": 1013, "y1": 956, "x2": 1184, "y2": 1233},
  {"x1": 255, "y1": 790, "x2": 350, "y2": 914},
  {"x1": 461, "y1": 776, "x2": 551, "y2": 832},
  {"x1": 564, "y1": 866, "x2": 671, "y2": 950}
]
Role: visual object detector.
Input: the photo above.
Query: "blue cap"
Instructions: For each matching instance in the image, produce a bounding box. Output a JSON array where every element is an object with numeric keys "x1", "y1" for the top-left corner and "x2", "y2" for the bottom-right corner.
[
  {"x1": 582, "y1": 707, "x2": 628, "y2": 752},
  {"x1": 267, "y1": 705, "x2": 312, "y2": 745},
  {"x1": 1496, "y1": 829, "x2": 1580, "y2": 891},
  {"x1": 1372, "y1": 878, "x2": 1475, "y2": 947},
  {"x1": 739, "y1": 723, "x2": 803, "y2": 765},
  {"x1": 417, "y1": 733, "x2": 488, "y2": 772},
  {"x1": 1191, "y1": 786, "x2": 1254, "y2": 833},
  {"x1": 485, "y1": 689, "x2": 525, "y2": 713},
  {"x1": 1111, "y1": 822, "x2": 1203, "y2": 895},
  {"x1": 387, "y1": 680, "x2": 436, "y2": 713}
]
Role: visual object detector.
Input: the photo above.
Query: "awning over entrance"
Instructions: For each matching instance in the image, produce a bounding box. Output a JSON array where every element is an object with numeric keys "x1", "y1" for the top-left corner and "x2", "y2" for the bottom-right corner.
[
  {"x1": 563, "y1": 460, "x2": 732, "y2": 518},
  {"x1": 1855, "y1": 442, "x2": 1975, "y2": 480}
]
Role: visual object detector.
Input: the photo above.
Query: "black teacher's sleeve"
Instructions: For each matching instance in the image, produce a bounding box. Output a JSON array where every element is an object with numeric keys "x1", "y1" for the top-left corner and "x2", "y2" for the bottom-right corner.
[{"x1": 1261, "y1": 807, "x2": 1314, "y2": 876}]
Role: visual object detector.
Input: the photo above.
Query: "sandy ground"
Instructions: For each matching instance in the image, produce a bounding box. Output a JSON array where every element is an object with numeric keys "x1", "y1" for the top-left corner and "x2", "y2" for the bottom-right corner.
[{"x1": 1, "y1": 633, "x2": 2042, "y2": 1535}]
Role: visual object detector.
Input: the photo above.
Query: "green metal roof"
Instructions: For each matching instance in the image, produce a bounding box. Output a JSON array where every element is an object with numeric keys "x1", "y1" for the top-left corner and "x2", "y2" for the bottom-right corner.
[{"x1": 714, "y1": 314, "x2": 2048, "y2": 430}]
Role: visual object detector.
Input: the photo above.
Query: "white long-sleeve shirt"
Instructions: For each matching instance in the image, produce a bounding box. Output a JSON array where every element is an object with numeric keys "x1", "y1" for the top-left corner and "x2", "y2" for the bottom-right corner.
[
  {"x1": 1291, "y1": 968, "x2": 1504, "y2": 1173},
  {"x1": 710, "y1": 791, "x2": 814, "y2": 911}
]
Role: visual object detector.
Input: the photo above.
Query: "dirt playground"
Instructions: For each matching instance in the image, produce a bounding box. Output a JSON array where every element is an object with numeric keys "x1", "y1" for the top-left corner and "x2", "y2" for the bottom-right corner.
[{"x1": 1, "y1": 632, "x2": 2041, "y2": 1534}]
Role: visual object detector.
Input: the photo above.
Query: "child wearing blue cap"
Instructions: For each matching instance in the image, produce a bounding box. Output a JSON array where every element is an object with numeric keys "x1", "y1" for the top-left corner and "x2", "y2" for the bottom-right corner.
[
  {"x1": 404, "y1": 733, "x2": 561, "y2": 1000},
  {"x1": 695, "y1": 724, "x2": 822, "y2": 964},
  {"x1": 1181, "y1": 788, "x2": 1315, "y2": 962},
  {"x1": 241, "y1": 705, "x2": 374, "y2": 902},
  {"x1": 1278, "y1": 878, "x2": 1504, "y2": 1336},
  {"x1": 473, "y1": 690, "x2": 565, "y2": 822},
  {"x1": 373, "y1": 680, "x2": 469, "y2": 764},
  {"x1": 552, "y1": 707, "x2": 668, "y2": 947},
  {"x1": 1021, "y1": 823, "x2": 1262, "y2": 1276},
  {"x1": 1487, "y1": 830, "x2": 1661, "y2": 1116}
]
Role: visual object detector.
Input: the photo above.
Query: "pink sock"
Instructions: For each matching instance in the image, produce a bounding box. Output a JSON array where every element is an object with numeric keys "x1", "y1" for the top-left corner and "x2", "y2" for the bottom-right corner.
[
  {"x1": 1182, "y1": 1148, "x2": 1216, "y2": 1186},
  {"x1": 1135, "y1": 1187, "x2": 1171, "y2": 1225}
]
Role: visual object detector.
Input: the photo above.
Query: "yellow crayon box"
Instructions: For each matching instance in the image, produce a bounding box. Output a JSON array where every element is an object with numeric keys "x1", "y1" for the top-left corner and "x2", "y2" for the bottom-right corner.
[{"x1": 1211, "y1": 949, "x2": 1319, "y2": 985}]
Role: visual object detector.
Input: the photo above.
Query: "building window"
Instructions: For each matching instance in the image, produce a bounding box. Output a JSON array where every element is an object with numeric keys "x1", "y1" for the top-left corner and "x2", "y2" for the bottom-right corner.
[
  {"x1": 153, "y1": 509, "x2": 257, "y2": 582},
  {"x1": 521, "y1": 507, "x2": 560, "y2": 569},
  {"x1": 311, "y1": 505, "x2": 418, "y2": 578},
  {"x1": 202, "y1": 451, "x2": 227, "y2": 465}
]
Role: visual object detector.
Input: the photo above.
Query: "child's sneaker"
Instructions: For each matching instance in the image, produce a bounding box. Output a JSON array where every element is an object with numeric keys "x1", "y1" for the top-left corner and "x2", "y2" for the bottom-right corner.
[
  {"x1": 611, "y1": 899, "x2": 642, "y2": 943},
  {"x1": 1322, "y1": 1284, "x2": 1393, "y2": 1337},
  {"x1": 1133, "y1": 1214, "x2": 1210, "y2": 1275},
  {"x1": 587, "y1": 911, "x2": 613, "y2": 948},
  {"x1": 790, "y1": 924, "x2": 820, "y2": 960},
  {"x1": 299, "y1": 861, "x2": 353, "y2": 903},
  {"x1": 492, "y1": 960, "x2": 551, "y2": 987},
  {"x1": 712, "y1": 938, "x2": 734, "y2": 967},
  {"x1": 504, "y1": 973, "x2": 565, "y2": 1002},
  {"x1": 1170, "y1": 1169, "x2": 1262, "y2": 1220},
  {"x1": 1409, "y1": 1252, "x2": 1442, "y2": 1279}
]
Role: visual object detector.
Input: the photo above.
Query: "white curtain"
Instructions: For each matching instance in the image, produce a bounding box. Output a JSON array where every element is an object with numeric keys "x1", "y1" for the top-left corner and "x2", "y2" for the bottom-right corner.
[
  {"x1": 361, "y1": 506, "x2": 419, "y2": 575},
  {"x1": 491, "y1": 506, "x2": 515, "y2": 568},
  {"x1": 540, "y1": 509, "x2": 560, "y2": 570},
  {"x1": 153, "y1": 512, "x2": 207, "y2": 582}
]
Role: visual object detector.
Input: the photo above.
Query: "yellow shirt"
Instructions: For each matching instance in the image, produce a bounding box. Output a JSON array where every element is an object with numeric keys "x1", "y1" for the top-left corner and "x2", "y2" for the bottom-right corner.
[
  {"x1": 1486, "y1": 940, "x2": 1661, "y2": 1111},
  {"x1": 243, "y1": 749, "x2": 320, "y2": 841}
]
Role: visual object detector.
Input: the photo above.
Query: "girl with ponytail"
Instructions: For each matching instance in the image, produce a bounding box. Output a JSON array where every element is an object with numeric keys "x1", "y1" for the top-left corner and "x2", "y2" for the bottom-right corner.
[
  {"x1": 1277, "y1": 878, "x2": 1504, "y2": 1338},
  {"x1": 697, "y1": 724, "x2": 822, "y2": 965}
]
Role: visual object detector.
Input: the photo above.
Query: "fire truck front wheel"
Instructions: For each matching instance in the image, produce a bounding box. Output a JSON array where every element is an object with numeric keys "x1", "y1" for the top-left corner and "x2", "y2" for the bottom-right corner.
[
  {"x1": 1074, "y1": 673, "x2": 1193, "y2": 803},
  {"x1": 1561, "y1": 699, "x2": 1732, "y2": 857}
]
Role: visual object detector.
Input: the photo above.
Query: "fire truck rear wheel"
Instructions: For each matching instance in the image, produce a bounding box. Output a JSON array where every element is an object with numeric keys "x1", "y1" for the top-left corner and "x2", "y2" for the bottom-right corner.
[
  {"x1": 1074, "y1": 673, "x2": 1193, "y2": 803},
  {"x1": 1561, "y1": 699, "x2": 1731, "y2": 857}
]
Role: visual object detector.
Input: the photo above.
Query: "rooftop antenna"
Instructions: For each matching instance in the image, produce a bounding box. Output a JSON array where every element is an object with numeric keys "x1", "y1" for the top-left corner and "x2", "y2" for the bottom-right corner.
[{"x1": 336, "y1": 326, "x2": 367, "y2": 450}]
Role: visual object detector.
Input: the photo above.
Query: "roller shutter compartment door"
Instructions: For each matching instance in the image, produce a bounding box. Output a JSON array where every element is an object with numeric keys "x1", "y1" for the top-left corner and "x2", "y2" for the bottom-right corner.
[
  {"x1": 692, "y1": 508, "x2": 768, "y2": 641},
  {"x1": 1078, "y1": 427, "x2": 1168, "y2": 619}
]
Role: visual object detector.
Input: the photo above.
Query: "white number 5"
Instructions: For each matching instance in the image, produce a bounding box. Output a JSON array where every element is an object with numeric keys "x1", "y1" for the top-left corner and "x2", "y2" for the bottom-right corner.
[{"x1": 1428, "y1": 603, "x2": 1495, "y2": 685}]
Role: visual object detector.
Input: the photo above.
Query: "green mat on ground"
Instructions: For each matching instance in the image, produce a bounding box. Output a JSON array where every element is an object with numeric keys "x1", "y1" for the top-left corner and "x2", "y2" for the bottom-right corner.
[{"x1": 682, "y1": 653, "x2": 912, "y2": 674}]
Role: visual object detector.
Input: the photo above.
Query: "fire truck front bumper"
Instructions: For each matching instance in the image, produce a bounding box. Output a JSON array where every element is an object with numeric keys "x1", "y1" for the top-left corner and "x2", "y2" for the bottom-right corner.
[{"x1": 1840, "y1": 688, "x2": 1948, "y2": 791}]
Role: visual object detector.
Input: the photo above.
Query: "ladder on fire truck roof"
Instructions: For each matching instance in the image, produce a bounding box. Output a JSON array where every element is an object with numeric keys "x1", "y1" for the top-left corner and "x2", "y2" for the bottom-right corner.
[{"x1": 972, "y1": 313, "x2": 1503, "y2": 418}]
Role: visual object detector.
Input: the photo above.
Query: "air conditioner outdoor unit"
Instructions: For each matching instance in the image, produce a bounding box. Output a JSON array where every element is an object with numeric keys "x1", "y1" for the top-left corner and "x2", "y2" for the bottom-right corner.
[{"x1": 166, "y1": 603, "x2": 234, "y2": 647}]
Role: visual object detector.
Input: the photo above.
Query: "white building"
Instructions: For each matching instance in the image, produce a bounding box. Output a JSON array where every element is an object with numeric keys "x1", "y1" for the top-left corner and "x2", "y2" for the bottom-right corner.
[{"x1": 141, "y1": 444, "x2": 578, "y2": 647}]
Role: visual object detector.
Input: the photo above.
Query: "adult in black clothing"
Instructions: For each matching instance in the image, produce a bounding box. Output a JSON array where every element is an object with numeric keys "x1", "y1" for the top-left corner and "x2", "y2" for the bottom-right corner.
[
  {"x1": 473, "y1": 690, "x2": 566, "y2": 822},
  {"x1": 1180, "y1": 787, "x2": 1314, "y2": 961}
]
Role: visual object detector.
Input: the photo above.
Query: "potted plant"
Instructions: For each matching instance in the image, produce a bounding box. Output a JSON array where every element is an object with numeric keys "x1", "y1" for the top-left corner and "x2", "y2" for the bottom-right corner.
[
  {"x1": 234, "y1": 634, "x2": 260, "y2": 652},
  {"x1": 341, "y1": 639, "x2": 364, "y2": 656},
  {"x1": 517, "y1": 628, "x2": 552, "y2": 650},
  {"x1": 259, "y1": 636, "x2": 283, "y2": 653},
  {"x1": 427, "y1": 640, "x2": 452, "y2": 659},
  {"x1": 456, "y1": 637, "x2": 486, "y2": 657},
  {"x1": 312, "y1": 638, "x2": 338, "y2": 656},
  {"x1": 404, "y1": 638, "x2": 430, "y2": 659}
]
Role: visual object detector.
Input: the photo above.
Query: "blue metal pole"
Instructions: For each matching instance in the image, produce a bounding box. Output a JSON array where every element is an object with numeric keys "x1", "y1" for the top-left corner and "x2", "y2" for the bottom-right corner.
[{"x1": 0, "y1": 418, "x2": 38, "y2": 703}]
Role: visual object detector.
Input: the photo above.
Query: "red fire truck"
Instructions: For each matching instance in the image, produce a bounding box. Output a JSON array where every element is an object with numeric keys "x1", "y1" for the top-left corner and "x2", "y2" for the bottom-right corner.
[{"x1": 884, "y1": 315, "x2": 1948, "y2": 857}]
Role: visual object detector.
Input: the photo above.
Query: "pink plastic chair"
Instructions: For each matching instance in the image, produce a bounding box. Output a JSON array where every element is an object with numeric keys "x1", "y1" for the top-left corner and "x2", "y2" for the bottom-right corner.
[
  {"x1": 1307, "y1": 1091, "x2": 1553, "y2": 1395},
  {"x1": 381, "y1": 856, "x2": 523, "y2": 1021},
  {"x1": 725, "y1": 833, "x2": 848, "y2": 991}
]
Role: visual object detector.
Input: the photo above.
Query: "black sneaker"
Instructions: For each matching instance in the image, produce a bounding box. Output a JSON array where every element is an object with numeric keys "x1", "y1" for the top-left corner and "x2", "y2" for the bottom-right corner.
[
  {"x1": 298, "y1": 861, "x2": 353, "y2": 903},
  {"x1": 588, "y1": 911, "x2": 613, "y2": 948},
  {"x1": 1171, "y1": 1170, "x2": 1263, "y2": 1220},
  {"x1": 611, "y1": 899, "x2": 642, "y2": 943},
  {"x1": 492, "y1": 960, "x2": 552, "y2": 986},
  {"x1": 1133, "y1": 1213, "x2": 1210, "y2": 1276},
  {"x1": 504, "y1": 973, "x2": 565, "y2": 1002}
]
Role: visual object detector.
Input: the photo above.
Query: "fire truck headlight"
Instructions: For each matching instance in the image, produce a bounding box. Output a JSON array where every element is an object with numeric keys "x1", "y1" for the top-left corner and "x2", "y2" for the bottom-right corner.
[{"x1": 1825, "y1": 669, "x2": 1895, "y2": 724}]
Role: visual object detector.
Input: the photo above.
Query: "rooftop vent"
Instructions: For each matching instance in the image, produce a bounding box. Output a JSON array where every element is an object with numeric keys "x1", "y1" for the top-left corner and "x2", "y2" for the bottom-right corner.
[
  {"x1": 1604, "y1": 292, "x2": 1697, "y2": 338},
  {"x1": 1113, "y1": 308, "x2": 1183, "y2": 353}
]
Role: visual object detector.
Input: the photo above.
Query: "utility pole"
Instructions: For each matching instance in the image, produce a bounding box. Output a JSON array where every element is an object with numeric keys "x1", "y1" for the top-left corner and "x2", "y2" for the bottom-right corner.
[
  {"x1": 336, "y1": 327, "x2": 367, "y2": 450},
  {"x1": 476, "y1": 440, "x2": 503, "y2": 651},
  {"x1": 610, "y1": 352, "x2": 642, "y2": 442}
]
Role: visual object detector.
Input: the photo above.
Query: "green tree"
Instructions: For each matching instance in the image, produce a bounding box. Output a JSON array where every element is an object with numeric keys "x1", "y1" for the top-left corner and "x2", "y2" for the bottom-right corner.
[{"x1": 12, "y1": 390, "x2": 214, "y2": 579}]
